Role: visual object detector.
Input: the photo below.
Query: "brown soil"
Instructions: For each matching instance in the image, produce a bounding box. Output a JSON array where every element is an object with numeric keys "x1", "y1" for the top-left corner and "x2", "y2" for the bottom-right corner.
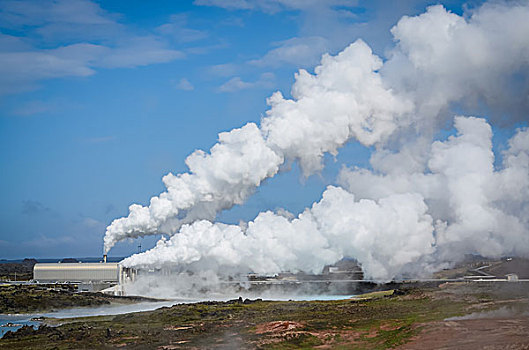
[
  {"x1": 255, "y1": 320, "x2": 304, "y2": 334},
  {"x1": 400, "y1": 317, "x2": 529, "y2": 349}
]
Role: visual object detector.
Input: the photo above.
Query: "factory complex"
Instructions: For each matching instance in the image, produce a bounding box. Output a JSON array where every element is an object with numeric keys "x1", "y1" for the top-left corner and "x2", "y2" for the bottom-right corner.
[
  {"x1": 24, "y1": 256, "x2": 527, "y2": 296},
  {"x1": 31, "y1": 256, "x2": 136, "y2": 293}
]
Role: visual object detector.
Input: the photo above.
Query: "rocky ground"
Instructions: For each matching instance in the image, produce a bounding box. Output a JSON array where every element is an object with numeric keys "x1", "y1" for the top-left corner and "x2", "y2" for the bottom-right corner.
[
  {"x1": 0, "y1": 284, "x2": 159, "y2": 314},
  {"x1": 1, "y1": 281, "x2": 527, "y2": 349}
]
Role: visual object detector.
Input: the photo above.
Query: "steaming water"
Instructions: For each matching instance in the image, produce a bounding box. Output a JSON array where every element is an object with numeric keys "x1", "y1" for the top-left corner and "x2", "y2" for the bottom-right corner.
[{"x1": 45, "y1": 299, "x2": 200, "y2": 318}]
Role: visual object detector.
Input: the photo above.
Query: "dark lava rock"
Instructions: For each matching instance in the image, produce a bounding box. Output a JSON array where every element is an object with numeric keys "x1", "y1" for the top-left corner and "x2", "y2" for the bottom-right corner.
[{"x1": 2, "y1": 325, "x2": 38, "y2": 339}]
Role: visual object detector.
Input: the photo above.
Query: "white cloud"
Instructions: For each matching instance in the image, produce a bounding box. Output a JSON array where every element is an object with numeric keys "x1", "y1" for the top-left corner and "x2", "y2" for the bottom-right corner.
[
  {"x1": 183, "y1": 40, "x2": 229, "y2": 55},
  {"x1": 206, "y1": 63, "x2": 239, "y2": 77},
  {"x1": 197, "y1": 0, "x2": 360, "y2": 69},
  {"x1": 11, "y1": 100, "x2": 56, "y2": 116},
  {"x1": 194, "y1": 0, "x2": 357, "y2": 13},
  {"x1": 0, "y1": 43, "x2": 98, "y2": 94},
  {"x1": 156, "y1": 14, "x2": 208, "y2": 43},
  {"x1": 218, "y1": 72, "x2": 275, "y2": 92},
  {"x1": 0, "y1": 0, "x2": 188, "y2": 95},
  {"x1": 0, "y1": 33, "x2": 31, "y2": 52},
  {"x1": 81, "y1": 217, "x2": 104, "y2": 228},
  {"x1": 94, "y1": 37, "x2": 184, "y2": 69},
  {"x1": 0, "y1": 0, "x2": 122, "y2": 41},
  {"x1": 173, "y1": 78, "x2": 195, "y2": 91},
  {"x1": 219, "y1": 16, "x2": 245, "y2": 27},
  {"x1": 249, "y1": 36, "x2": 329, "y2": 67}
]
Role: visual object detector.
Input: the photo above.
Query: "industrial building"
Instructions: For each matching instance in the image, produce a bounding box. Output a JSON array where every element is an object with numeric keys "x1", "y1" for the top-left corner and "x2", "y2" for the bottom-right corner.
[
  {"x1": 33, "y1": 260, "x2": 137, "y2": 293},
  {"x1": 33, "y1": 262, "x2": 121, "y2": 283}
]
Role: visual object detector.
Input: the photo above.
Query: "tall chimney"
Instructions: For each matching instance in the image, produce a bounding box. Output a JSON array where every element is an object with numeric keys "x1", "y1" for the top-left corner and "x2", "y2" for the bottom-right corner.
[{"x1": 104, "y1": 254, "x2": 107, "y2": 263}]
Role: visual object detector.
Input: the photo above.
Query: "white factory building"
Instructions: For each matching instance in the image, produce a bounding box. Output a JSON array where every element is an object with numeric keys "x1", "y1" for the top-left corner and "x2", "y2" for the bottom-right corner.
[
  {"x1": 33, "y1": 260, "x2": 136, "y2": 293},
  {"x1": 34, "y1": 262, "x2": 121, "y2": 283}
]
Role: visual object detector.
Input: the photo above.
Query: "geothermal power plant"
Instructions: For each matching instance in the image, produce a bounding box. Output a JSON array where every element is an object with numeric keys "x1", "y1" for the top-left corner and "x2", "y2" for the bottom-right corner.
[
  {"x1": 99, "y1": 2, "x2": 529, "y2": 290},
  {"x1": 2, "y1": 0, "x2": 529, "y2": 348},
  {"x1": 29, "y1": 255, "x2": 527, "y2": 298},
  {"x1": 6, "y1": 0, "x2": 528, "y2": 302}
]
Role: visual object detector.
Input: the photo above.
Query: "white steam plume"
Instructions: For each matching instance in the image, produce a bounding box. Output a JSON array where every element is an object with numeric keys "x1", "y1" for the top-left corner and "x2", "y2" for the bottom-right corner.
[
  {"x1": 104, "y1": 123, "x2": 283, "y2": 252},
  {"x1": 108, "y1": 2, "x2": 529, "y2": 282},
  {"x1": 122, "y1": 186, "x2": 434, "y2": 282},
  {"x1": 104, "y1": 39, "x2": 410, "y2": 252},
  {"x1": 340, "y1": 117, "x2": 529, "y2": 278},
  {"x1": 385, "y1": 2, "x2": 529, "y2": 128},
  {"x1": 123, "y1": 116, "x2": 529, "y2": 282}
]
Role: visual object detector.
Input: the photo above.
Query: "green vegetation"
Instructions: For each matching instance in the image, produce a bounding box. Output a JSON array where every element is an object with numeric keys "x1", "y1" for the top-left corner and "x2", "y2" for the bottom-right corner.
[{"x1": 349, "y1": 289, "x2": 395, "y2": 300}]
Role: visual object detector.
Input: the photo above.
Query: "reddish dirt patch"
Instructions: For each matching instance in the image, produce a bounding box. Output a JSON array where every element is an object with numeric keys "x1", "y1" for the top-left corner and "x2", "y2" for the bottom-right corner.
[
  {"x1": 255, "y1": 320, "x2": 304, "y2": 334},
  {"x1": 379, "y1": 321, "x2": 401, "y2": 331},
  {"x1": 399, "y1": 317, "x2": 529, "y2": 349},
  {"x1": 163, "y1": 325, "x2": 193, "y2": 331}
]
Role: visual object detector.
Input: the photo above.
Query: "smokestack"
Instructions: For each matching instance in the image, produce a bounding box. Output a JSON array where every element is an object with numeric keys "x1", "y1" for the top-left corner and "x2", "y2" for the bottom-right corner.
[{"x1": 104, "y1": 254, "x2": 107, "y2": 264}]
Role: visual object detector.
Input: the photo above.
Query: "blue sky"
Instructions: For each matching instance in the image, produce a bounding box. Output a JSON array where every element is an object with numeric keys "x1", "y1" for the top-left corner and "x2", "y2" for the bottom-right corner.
[{"x1": 0, "y1": 0, "x2": 493, "y2": 259}]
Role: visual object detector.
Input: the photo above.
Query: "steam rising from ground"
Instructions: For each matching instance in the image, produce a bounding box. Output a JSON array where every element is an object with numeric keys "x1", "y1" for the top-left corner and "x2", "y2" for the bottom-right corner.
[
  {"x1": 107, "y1": 2, "x2": 529, "y2": 283},
  {"x1": 446, "y1": 306, "x2": 529, "y2": 321},
  {"x1": 124, "y1": 271, "x2": 359, "y2": 301}
]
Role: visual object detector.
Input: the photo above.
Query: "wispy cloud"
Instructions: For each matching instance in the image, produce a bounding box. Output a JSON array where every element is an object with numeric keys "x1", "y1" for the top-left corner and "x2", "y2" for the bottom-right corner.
[
  {"x1": 156, "y1": 14, "x2": 208, "y2": 43},
  {"x1": 249, "y1": 36, "x2": 329, "y2": 67},
  {"x1": 79, "y1": 216, "x2": 104, "y2": 228},
  {"x1": 206, "y1": 63, "x2": 239, "y2": 77},
  {"x1": 0, "y1": 0, "x2": 121, "y2": 38},
  {"x1": 11, "y1": 100, "x2": 56, "y2": 116},
  {"x1": 21, "y1": 200, "x2": 51, "y2": 216},
  {"x1": 0, "y1": 0, "x2": 189, "y2": 95},
  {"x1": 218, "y1": 72, "x2": 274, "y2": 92},
  {"x1": 173, "y1": 77, "x2": 195, "y2": 91},
  {"x1": 184, "y1": 40, "x2": 229, "y2": 55},
  {"x1": 194, "y1": 0, "x2": 358, "y2": 14},
  {"x1": 198, "y1": 0, "x2": 407, "y2": 71},
  {"x1": 24, "y1": 234, "x2": 76, "y2": 248},
  {"x1": 219, "y1": 16, "x2": 245, "y2": 27},
  {"x1": 197, "y1": 0, "x2": 363, "y2": 71}
]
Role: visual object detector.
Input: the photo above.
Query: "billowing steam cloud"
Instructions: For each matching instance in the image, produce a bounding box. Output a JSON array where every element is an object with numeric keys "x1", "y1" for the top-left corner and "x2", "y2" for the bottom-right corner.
[
  {"x1": 339, "y1": 117, "x2": 529, "y2": 279},
  {"x1": 104, "y1": 38, "x2": 411, "y2": 251},
  {"x1": 104, "y1": 123, "x2": 283, "y2": 251},
  {"x1": 121, "y1": 116, "x2": 529, "y2": 281},
  {"x1": 107, "y1": 2, "x2": 529, "y2": 282}
]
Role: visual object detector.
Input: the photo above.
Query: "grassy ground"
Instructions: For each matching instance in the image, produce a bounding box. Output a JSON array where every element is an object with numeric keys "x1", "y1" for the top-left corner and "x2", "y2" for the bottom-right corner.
[{"x1": 2, "y1": 282, "x2": 527, "y2": 349}]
